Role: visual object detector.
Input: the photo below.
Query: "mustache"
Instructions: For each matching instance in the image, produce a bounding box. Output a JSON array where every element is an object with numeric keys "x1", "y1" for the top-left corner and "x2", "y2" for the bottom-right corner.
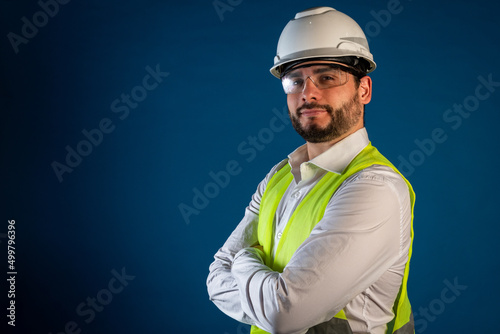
[{"x1": 296, "y1": 102, "x2": 334, "y2": 115}]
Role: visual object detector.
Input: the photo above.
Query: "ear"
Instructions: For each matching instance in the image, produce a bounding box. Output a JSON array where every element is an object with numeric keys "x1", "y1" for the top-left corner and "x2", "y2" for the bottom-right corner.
[{"x1": 358, "y1": 76, "x2": 372, "y2": 105}]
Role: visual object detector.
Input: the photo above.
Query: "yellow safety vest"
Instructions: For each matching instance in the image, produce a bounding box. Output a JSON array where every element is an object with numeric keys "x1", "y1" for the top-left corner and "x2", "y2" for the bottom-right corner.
[{"x1": 251, "y1": 143, "x2": 415, "y2": 334}]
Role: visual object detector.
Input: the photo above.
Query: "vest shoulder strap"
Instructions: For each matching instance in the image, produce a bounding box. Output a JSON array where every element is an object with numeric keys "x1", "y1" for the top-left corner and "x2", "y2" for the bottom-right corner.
[{"x1": 253, "y1": 143, "x2": 415, "y2": 334}]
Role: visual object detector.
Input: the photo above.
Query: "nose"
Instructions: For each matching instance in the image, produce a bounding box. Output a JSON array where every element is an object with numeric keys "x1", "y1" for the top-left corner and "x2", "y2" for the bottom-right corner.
[{"x1": 301, "y1": 77, "x2": 320, "y2": 101}]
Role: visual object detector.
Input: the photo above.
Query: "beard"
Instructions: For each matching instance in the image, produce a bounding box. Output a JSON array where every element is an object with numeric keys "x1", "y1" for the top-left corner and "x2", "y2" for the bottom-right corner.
[{"x1": 289, "y1": 92, "x2": 363, "y2": 143}]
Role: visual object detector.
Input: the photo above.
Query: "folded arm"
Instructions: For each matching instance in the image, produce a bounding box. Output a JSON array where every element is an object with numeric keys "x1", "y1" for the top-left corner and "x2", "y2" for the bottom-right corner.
[
  {"x1": 207, "y1": 161, "x2": 287, "y2": 324},
  {"x1": 206, "y1": 208, "x2": 259, "y2": 325},
  {"x1": 231, "y1": 172, "x2": 410, "y2": 333}
]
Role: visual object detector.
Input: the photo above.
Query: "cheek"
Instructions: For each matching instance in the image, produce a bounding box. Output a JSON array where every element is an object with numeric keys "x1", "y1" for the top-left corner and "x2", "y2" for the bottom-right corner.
[
  {"x1": 326, "y1": 87, "x2": 357, "y2": 106},
  {"x1": 287, "y1": 95, "x2": 299, "y2": 111}
]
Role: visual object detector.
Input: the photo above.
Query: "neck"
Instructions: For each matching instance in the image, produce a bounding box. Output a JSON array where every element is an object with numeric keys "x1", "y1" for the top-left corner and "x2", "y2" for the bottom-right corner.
[{"x1": 306, "y1": 125, "x2": 362, "y2": 160}]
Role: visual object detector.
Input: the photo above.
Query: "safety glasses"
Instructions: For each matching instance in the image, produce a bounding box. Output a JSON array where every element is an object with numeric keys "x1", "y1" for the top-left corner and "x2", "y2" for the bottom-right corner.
[{"x1": 281, "y1": 63, "x2": 352, "y2": 95}]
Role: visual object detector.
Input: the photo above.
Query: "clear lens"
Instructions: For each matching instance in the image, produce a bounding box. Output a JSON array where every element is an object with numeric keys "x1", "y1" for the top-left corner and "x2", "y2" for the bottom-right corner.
[{"x1": 281, "y1": 66, "x2": 349, "y2": 94}]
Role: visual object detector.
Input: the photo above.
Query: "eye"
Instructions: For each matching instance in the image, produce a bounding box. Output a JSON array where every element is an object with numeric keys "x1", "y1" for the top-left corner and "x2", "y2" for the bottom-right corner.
[
  {"x1": 320, "y1": 74, "x2": 339, "y2": 82},
  {"x1": 291, "y1": 78, "x2": 304, "y2": 86}
]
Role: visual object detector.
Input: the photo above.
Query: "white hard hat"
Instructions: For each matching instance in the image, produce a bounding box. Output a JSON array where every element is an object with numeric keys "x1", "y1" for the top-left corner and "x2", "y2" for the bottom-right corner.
[{"x1": 270, "y1": 7, "x2": 376, "y2": 78}]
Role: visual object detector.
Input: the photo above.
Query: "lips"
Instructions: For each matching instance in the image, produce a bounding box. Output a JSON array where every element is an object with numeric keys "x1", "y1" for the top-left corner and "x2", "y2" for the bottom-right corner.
[{"x1": 300, "y1": 109, "x2": 327, "y2": 117}]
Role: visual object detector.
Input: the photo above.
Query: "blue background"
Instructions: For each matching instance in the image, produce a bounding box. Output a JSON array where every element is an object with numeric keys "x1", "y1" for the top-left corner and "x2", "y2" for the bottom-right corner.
[{"x1": 1, "y1": 0, "x2": 499, "y2": 333}]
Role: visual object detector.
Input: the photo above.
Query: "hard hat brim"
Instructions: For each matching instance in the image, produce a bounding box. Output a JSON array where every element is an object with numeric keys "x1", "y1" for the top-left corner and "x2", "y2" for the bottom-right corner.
[{"x1": 270, "y1": 47, "x2": 376, "y2": 78}]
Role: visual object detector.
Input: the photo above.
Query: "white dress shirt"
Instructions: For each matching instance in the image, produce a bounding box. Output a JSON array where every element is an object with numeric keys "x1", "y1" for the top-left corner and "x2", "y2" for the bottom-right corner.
[{"x1": 207, "y1": 128, "x2": 412, "y2": 334}]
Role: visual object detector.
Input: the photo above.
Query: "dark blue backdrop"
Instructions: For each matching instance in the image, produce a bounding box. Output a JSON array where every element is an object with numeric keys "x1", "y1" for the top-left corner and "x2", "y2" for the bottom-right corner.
[{"x1": 1, "y1": 0, "x2": 499, "y2": 333}]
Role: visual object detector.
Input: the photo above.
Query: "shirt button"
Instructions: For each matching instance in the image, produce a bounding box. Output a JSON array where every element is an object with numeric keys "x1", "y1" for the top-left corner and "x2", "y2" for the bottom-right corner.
[
  {"x1": 277, "y1": 232, "x2": 282, "y2": 239},
  {"x1": 293, "y1": 191, "x2": 301, "y2": 199}
]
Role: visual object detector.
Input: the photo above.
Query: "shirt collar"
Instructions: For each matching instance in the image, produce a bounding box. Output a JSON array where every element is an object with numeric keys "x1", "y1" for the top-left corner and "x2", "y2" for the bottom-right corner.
[{"x1": 288, "y1": 128, "x2": 370, "y2": 176}]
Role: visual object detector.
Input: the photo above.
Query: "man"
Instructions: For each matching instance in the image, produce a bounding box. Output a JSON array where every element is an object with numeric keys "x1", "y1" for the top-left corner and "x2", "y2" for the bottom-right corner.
[{"x1": 207, "y1": 7, "x2": 415, "y2": 334}]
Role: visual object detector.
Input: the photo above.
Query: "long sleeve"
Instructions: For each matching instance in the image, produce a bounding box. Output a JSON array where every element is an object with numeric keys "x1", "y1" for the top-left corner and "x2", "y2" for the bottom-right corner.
[
  {"x1": 207, "y1": 161, "x2": 287, "y2": 324},
  {"x1": 230, "y1": 168, "x2": 412, "y2": 334},
  {"x1": 206, "y1": 208, "x2": 259, "y2": 324}
]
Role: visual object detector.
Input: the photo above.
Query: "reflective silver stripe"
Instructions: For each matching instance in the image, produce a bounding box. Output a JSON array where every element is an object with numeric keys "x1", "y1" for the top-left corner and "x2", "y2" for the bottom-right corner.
[
  {"x1": 306, "y1": 317, "x2": 353, "y2": 334},
  {"x1": 393, "y1": 312, "x2": 415, "y2": 334}
]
